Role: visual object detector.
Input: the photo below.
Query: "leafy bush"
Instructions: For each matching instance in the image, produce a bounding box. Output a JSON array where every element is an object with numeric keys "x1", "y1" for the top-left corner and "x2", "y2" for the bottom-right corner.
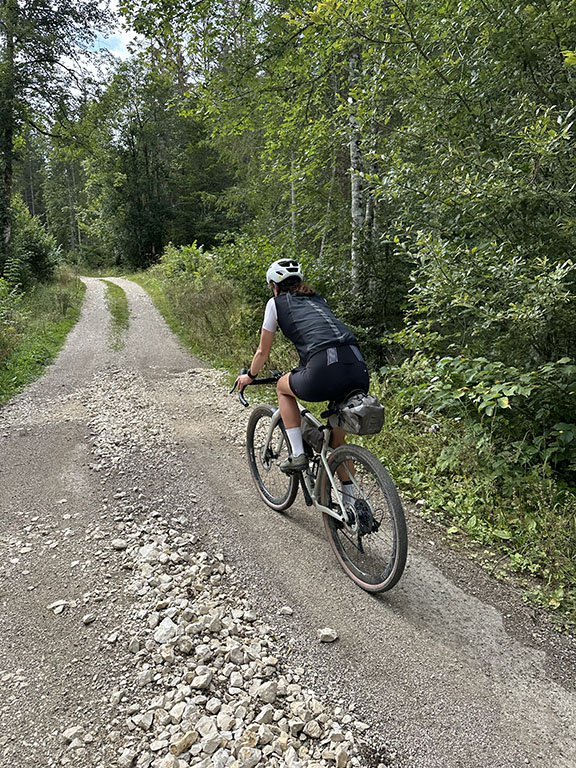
[
  {"x1": 383, "y1": 353, "x2": 576, "y2": 476},
  {"x1": 393, "y1": 233, "x2": 576, "y2": 368},
  {"x1": 156, "y1": 241, "x2": 207, "y2": 279},
  {"x1": 366, "y1": 369, "x2": 576, "y2": 622},
  {"x1": 213, "y1": 233, "x2": 312, "y2": 304},
  {"x1": 4, "y1": 196, "x2": 60, "y2": 289}
]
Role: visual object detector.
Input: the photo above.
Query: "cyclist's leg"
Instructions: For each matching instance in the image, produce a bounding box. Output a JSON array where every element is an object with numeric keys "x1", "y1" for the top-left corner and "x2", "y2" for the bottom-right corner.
[
  {"x1": 276, "y1": 374, "x2": 300, "y2": 428},
  {"x1": 277, "y1": 375, "x2": 306, "y2": 465},
  {"x1": 330, "y1": 426, "x2": 355, "y2": 487},
  {"x1": 330, "y1": 426, "x2": 346, "y2": 448}
]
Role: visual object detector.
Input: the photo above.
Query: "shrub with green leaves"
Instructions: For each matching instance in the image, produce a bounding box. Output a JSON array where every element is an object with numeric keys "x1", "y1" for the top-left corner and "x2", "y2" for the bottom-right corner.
[
  {"x1": 213, "y1": 234, "x2": 314, "y2": 304},
  {"x1": 0, "y1": 277, "x2": 25, "y2": 363},
  {"x1": 156, "y1": 241, "x2": 207, "y2": 279},
  {"x1": 3, "y1": 196, "x2": 60, "y2": 289},
  {"x1": 383, "y1": 353, "x2": 576, "y2": 476},
  {"x1": 393, "y1": 233, "x2": 576, "y2": 369}
]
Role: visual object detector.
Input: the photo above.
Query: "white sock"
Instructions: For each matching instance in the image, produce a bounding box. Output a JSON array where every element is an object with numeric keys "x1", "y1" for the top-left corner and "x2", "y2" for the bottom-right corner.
[
  {"x1": 341, "y1": 481, "x2": 355, "y2": 504},
  {"x1": 286, "y1": 427, "x2": 304, "y2": 457}
]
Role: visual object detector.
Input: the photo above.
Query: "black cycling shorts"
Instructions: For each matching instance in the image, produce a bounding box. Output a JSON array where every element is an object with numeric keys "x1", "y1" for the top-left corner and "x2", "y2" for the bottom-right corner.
[{"x1": 289, "y1": 345, "x2": 369, "y2": 403}]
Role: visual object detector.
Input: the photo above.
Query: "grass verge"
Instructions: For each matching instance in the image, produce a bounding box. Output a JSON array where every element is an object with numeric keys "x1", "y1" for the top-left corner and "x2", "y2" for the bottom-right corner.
[
  {"x1": 0, "y1": 268, "x2": 86, "y2": 405},
  {"x1": 100, "y1": 279, "x2": 130, "y2": 350}
]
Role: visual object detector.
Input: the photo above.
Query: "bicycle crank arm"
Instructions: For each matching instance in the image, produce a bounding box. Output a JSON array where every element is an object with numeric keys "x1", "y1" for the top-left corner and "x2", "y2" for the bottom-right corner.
[{"x1": 299, "y1": 474, "x2": 314, "y2": 507}]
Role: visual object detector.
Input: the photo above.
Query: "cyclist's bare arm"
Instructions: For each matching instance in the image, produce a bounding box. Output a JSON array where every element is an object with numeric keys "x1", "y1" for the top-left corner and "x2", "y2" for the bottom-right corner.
[{"x1": 237, "y1": 329, "x2": 275, "y2": 392}]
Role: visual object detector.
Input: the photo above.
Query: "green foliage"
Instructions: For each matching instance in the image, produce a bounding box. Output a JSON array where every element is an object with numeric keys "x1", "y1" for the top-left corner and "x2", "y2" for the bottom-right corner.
[
  {"x1": 60, "y1": 56, "x2": 238, "y2": 270},
  {"x1": 393, "y1": 234, "x2": 576, "y2": 366},
  {"x1": 385, "y1": 354, "x2": 576, "y2": 475},
  {"x1": 0, "y1": 266, "x2": 85, "y2": 403},
  {"x1": 5, "y1": 196, "x2": 60, "y2": 289},
  {"x1": 0, "y1": 0, "x2": 109, "y2": 264},
  {"x1": 213, "y1": 234, "x2": 311, "y2": 306},
  {"x1": 157, "y1": 242, "x2": 207, "y2": 279},
  {"x1": 364, "y1": 372, "x2": 576, "y2": 625}
]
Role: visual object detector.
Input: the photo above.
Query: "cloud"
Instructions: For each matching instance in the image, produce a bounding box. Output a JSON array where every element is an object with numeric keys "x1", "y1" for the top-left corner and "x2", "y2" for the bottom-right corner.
[{"x1": 94, "y1": 29, "x2": 137, "y2": 60}]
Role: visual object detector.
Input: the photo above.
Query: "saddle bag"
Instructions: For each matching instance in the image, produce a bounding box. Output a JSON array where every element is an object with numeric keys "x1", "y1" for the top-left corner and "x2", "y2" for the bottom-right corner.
[{"x1": 327, "y1": 390, "x2": 385, "y2": 435}]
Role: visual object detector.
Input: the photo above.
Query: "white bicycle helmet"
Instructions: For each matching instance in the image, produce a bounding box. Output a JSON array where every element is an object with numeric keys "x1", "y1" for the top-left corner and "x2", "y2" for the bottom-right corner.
[{"x1": 266, "y1": 259, "x2": 303, "y2": 286}]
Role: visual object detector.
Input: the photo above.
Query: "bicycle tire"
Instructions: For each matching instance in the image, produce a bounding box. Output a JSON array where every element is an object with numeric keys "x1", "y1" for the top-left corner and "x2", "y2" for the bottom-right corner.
[
  {"x1": 246, "y1": 404, "x2": 299, "y2": 512},
  {"x1": 319, "y1": 444, "x2": 407, "y2": 592}
]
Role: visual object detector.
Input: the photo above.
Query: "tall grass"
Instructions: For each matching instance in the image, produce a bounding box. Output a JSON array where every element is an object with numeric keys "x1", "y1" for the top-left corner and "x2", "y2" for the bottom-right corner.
[
  {"x1": 0, "y1": 267, "x2": 86, "y2": 404},
  {"x1": 101, "y1": 279, "x2": 130, "y2": 350}
]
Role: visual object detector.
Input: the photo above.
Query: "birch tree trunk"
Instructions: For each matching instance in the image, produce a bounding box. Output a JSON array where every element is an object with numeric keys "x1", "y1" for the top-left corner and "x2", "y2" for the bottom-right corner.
[
  {"x1": 363, "y1": 122, "x2": 379, "y2": 245},
  {"x1": 348, "y1": 44, "x2": 364, "y2": 293},
  {"x1": 290, "y1": 155, "x2": 296, "y2": 238},
  {"x1": 319, "y1": 157, "x2": 337, "y2": 261}
]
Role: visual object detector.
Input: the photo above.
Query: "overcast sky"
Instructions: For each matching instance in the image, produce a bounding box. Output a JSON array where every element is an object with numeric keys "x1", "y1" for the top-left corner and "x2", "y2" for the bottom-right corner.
[{"x1": 94, "y1": 29, "x2": 135, "y2": 59}]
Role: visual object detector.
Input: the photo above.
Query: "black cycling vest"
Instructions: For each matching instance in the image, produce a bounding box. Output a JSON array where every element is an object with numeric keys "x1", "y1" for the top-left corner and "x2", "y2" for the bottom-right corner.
[{"x1": 274, "y1": 292, "x2": 357, "y2": 366}]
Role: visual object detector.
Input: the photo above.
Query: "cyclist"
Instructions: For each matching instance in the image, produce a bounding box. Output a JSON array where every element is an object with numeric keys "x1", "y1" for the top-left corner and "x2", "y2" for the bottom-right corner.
[{"x1": 236, "y1": 259, "x2": 369, "y2": 476}]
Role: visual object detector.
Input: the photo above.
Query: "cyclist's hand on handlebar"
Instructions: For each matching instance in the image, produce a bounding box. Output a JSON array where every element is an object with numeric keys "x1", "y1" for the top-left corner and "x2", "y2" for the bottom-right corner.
[
  {"x1": 229, "y1": 368, "x2": 251, "y2": 407},
  {"x1": 236, "y1": 372, "x2": 253, "y2": 393}
]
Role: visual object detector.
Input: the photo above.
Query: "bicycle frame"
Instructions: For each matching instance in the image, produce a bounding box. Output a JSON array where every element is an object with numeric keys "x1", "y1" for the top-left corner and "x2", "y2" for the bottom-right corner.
[{"x1": 263, "y1": 404, "x2": 348, "y2": 524}]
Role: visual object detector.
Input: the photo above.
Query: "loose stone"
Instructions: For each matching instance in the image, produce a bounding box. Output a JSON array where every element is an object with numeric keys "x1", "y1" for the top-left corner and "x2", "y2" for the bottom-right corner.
[
  {"x1": 153, "y1": 617, "x2": 178, "y2": 644},
  {"x1": 236, "y1": 747, "x2": 263, "y2": 768},
  {"x1": 62, "y1": 726, "x2": 84, "y2": 743},
  {"x1": 170, "y1": 731, "x2": 198, "y2": 756},
  {"x1": 118, "y1": 749, "x2": 136, "y2": 767},
  {"x1": 257, "y1": 681, "x2": 278, "y2": 704}
]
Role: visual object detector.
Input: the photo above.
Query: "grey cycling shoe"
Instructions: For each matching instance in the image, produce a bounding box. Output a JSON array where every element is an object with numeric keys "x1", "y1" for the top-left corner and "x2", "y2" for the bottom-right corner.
[{"x1": 280, "y1": 453, "x2": 308, "y2": 473}]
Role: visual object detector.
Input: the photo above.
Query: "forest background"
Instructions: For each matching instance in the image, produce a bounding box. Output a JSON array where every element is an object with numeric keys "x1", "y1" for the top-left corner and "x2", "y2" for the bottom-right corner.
[{"x1": 1, "y1": 0, "x2": 575, "y2": 625}]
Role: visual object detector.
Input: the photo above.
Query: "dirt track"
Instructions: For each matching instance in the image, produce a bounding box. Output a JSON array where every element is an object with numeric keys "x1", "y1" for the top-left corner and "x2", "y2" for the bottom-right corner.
[{"x1": 1, "y1": 276, "x2": 575, "y2": 768}]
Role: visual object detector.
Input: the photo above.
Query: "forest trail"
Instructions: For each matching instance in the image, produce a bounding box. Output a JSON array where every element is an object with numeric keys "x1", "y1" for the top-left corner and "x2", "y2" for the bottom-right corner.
[{"x1": 0, "y1": 277, "x2": 575, "y2": 768}]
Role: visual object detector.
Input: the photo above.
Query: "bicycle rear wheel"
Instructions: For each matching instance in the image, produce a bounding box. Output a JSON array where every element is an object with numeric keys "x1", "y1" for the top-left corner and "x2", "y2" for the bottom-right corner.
[
  {"x1": 246, "y1": 405, "x2": 299, "y2": 512},
  {"x1": 320, "y1": 444, "x2": 407, "y2": 592}
]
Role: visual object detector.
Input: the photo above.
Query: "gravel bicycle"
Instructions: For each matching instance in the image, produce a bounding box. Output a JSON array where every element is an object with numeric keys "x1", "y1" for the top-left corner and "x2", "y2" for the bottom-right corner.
[{"x1": 232, "y1": 370, "x2": 408, "y2": 592}]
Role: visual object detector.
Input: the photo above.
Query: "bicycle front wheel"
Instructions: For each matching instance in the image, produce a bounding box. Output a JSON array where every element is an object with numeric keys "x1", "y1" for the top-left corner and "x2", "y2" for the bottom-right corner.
[
  {"x1": 319, "y1": 444, "x2": 407, "y2": 592},
  {"x1": 246, "y1": 405, "x2": 299, "y2": 512}
]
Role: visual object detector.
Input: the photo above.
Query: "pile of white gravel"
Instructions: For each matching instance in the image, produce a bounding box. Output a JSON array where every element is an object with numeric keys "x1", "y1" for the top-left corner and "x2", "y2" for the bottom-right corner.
[{"x1": 72, "y1": 517, "x2": 371, "y2": 768}]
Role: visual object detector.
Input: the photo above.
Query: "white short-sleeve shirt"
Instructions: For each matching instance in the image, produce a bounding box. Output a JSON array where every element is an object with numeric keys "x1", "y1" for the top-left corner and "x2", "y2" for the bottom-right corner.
[{"x1": 262, "y1": 298, "x2": 278, "y2": 333}]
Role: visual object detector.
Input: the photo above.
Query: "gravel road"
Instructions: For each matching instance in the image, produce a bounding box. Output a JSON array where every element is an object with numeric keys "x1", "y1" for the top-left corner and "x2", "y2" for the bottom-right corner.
[{"x1": 1, "y1": 276, "x2": 575, "y2": 768}]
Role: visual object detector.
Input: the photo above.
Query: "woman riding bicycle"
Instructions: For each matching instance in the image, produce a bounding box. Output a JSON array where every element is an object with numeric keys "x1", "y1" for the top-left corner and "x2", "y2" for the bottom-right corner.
[{"x1": 236, "y1": 259, "x2": 369, "y2": 474}]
